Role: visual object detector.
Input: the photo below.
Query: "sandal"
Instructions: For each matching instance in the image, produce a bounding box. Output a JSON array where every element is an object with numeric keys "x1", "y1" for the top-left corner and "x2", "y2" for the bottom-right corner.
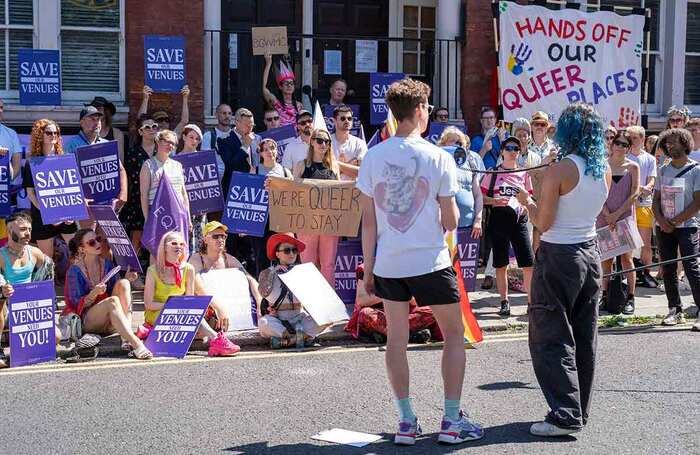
[
  {"x1": 129, "y1": 344, "x2": 153, "y2": 360},
  {"x1": 121, "y1": 341, "x2": 132, "y2": 352}
]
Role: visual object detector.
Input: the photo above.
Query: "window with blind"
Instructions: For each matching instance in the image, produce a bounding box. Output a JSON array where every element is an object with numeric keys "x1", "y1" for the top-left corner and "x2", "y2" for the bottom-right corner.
[
  {"x1": 685, "y1": 1, "x2": 700, "y2": 105},
  {"x1": 60, "y1": 0, "x2": 121, "y2": 93},
  {"x1": 0, "y1": 0, "x2": 34, "y2": 90}
]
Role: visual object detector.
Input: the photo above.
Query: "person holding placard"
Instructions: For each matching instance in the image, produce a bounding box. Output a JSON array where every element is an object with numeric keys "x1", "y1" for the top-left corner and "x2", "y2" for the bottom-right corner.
[
  {"x1": 140, "y1": 231, "x2": 240, "y2": 356},
  {"x1": 262, "y1": 54, "x2": 303, "y2": 127},
  {"x1": 263, "y1": 107, "x2": 281, "y2": 131},
  {"x1": 293, "y1": 128, "x2": 341, "y2": 287},
  {"x1": 89, "y1": 96, "x2": 126, "y2": 163},
  {"x1": 331, "y1": 105, "x2": 366, "y2": 181},
  {"x1": 328, "y1": 79, "x2": 348, "y2": 107},
  {"x1": 596, "y1": 131, "x2": 640, "y2": 315},
  {"x1": 257, "y1": 234, "x2": 322, "y2": 347},
  {"x1": 23, "y1": 119, "x2": 78, "y2": 259},
  {"x1": 280, "y1": 110, "x2": 313, "y2": 171},
  {"x1": 64, "y1": 229, "x2": 153, "y2": 360},
  {"x1": 137, "y1": 84, "x2": 191, "y2": 136}
]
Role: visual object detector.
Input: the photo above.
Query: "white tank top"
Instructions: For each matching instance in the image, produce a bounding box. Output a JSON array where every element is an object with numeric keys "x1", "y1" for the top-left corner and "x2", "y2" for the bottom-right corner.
[{"x1": 540, "y1": 154, "x2": 609, "y2": 244}]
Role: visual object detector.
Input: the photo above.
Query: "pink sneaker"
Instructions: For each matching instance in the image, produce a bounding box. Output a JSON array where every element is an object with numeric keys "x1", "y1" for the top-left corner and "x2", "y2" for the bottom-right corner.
[
  {"x1": 135, "y1": 322, "x2": 153, "y2": 340},
  {"x1": 208, "y1": 332, "x2": 241, "y2": 357}
]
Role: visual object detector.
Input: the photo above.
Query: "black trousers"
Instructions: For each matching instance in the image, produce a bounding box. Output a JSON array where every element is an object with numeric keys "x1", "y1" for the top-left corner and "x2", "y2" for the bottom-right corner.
[
  {"x1": 656, "y1": 226, "x2": 700, "y2": 312},
  {"x1": 529, "y1": 240, "x2": 601, "y2": 429}
]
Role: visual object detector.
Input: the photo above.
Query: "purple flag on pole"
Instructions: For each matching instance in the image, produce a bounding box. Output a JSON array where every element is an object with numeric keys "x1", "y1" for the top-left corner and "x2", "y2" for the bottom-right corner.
[
  {"x1": 456, "y1": 227, "x2": 480, "y2": 292},
  {"x1": 144, "y1": 295, "x2": 211, "y2": 358},
  {"x1": 9, "y1": 280, "x2": 56, "y2": 367},
  {"x1": 89, "y1": 205, "x2": 144, "y2": 274},
  {"x1": 334, "y1": 239, "x2": 364, "y2": 311},
  {"x1": 29, "y1": 155, "x2": 89, "y2": 224},
  {"x1": 76, "y1": 141, "x2": 121, "y2": 203},
  {"x1": 0, "y1": 153, "x2": 10, "y2": 217},
  {"x1": 141, "y1": 174, "x2": 190, "y2": 257},
  {"x1": 173, "y1": 150, "x2": 224, "y2": 215}
]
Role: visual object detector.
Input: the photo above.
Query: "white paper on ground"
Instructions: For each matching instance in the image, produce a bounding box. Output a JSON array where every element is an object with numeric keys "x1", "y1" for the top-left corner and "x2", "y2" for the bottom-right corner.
[
  {"x1": 199, "y1": 268, "x2": 256, "y2": 331},
  {"x1": 279, "y1": 262, "x2": 349, "y2": 325},
  {"x1": 311, "y1": 428, "x2": 382, "y2": 448}
]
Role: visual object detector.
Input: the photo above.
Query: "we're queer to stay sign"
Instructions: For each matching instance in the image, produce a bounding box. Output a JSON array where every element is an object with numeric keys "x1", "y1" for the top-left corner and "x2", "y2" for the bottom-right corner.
[
  {"x1": 18, "y1": 49, "x2": 61, "y2": 106},
  {"x1": 144, "y1": 35, "x2": 186, "y2": 93}
]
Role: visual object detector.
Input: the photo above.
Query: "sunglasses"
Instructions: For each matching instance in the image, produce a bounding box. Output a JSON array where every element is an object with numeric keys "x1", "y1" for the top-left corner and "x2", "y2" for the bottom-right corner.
[
  {"x1": 159, "y1": 138, "x2": 176, "y2": 147},
  {"x1": 44, "y1": 131, "x2": 59, "y2": 136},
  {"x1": 141, "y1": 124, "x2": 158, "y2": 131},
  {"x1": 532, "y1": 122, "x2": 548, "y2": 128},
  {"x1": 168, "y1": 241, "x2": 185, "y2": 247},
  {"x1": 503, "y1": 145, "x2": 520, "y2": 152},
  {"x1": 338, "y1": 116, "x2": 353, "y2": 122},
  {"x1": 265, "y1": 116, "x2": 280, "y2": 122},
  {"x1": 669, "y1": 117, "x2": 684, "y2": 123},
  {"x1": 422, "y1": 103, "x2": 434, "y2": 114},
  {"x1": 85, "y1": 236, "x2": 103, "y2": 247},
  {"x1": 281, "y1": 80, "x2": 295, "y2": 87},
  {"x1": 612, "y1": 140, "x2": 630, "y2": 148},
  {"x1": 277, "y1": 247, "x2": 298, "y2": 255},
  {"x1": 210, "y1": 233, "x2": 227, "y2": 240},
  {"x1": 313, "y1": 137, "x2": 331, "y2": 145},
  {"x1": 297, "y1": 119, "x2": 313, "y2": 126}
]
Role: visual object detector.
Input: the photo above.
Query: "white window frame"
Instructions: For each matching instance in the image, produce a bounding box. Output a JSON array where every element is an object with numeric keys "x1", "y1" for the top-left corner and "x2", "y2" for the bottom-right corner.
[
  {"x1": 686, "y1": 0, "x2": 700, "y2": 112},
  {"x1": 0, "y1": 0, "x2": 36, "y2": 96},
  {"x1": 398, "y1": 0, "x2": 437, "y2": 77}
]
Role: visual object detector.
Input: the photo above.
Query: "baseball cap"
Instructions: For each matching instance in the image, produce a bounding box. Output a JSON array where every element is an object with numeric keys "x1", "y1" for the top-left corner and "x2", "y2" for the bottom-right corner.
[
  {"x1": 153, "y1": 111, "x2": 170, "y2": 121},
  {"x1": 79, "y1": 105, "x2": 104, "y2": 120},
  {"x1": 203, "y1": 221, "x2": 228, "y2": 237}
]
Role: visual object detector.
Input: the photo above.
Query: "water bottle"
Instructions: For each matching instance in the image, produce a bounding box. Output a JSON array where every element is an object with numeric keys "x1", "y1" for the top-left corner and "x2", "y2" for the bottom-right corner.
[{"x1": 295, "y1": 320, "x2": 305, "y2": 350}]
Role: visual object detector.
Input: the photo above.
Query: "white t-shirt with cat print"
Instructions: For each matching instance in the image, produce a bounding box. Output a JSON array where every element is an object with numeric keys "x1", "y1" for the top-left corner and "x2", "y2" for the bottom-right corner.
[{"x1": 357, "y1": 135, "x2": 459, "y2": 278}]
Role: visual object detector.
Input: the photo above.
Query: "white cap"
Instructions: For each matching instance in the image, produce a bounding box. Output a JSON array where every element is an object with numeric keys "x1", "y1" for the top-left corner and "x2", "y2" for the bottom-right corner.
[{"x1": 182, "y1": 124, "x2": 203, "y2": 140}]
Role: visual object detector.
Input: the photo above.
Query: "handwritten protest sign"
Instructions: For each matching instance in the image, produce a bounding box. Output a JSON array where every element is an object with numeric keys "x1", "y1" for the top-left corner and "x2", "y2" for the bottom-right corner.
[
  {"x1": 268, "y1": 177, "x2": 361, "y2": 237},
  {"x1": 252, "y1": 26, "x2": 288, "y2": 55},
  {"x1": 498, "y1": 2, "x2": 644, "y2": 127},
  {"x1": 29, "y1": 155, "x2": 88, "y2": 224},
  {"x1": 0, "y1": 154, "x2": 9, "y2": 217},
  {"x1": 199, "y1": 268, "x2": 257, "y2": 332},
  {"x1": 222, "y1": 172, "x2": 268, "y2": 237},
  {"x1": 9, "y1": 281, "x2": 56, "y2": 367},
  {"x1": 144, "y1": 35, "x2": 186, "y2": 93},
  {"x1": 89, "y1": 205, "x2": 143, "y2": 274},
  {"x1": 334, "y1": 240, "x2": 364, "y2": 308},
  {"x1": 456, "y1": 227, "x2": 480, "y2": 292},
  {"x1": 144, "y1": 296, "x2": 211, "y2": 358},
  {"x1": 370, "y1": 72, "x2": 404, "y2": 124},
  {"x1": 173, "y1": 151, "x2": 224, "y2": 215},
  {"x1": 279, "y1": 263, "x2": 350, "y2": 325},
  {"x1": 259, "y1": 124, "x2": 297, "y2": 165},
  {"x1": 76, "y1": 141, "x2": 120, "y2": 204},
  {"x1": 18, "y1": 49, "x2": 61, "y2": 106},
  {"x1": 597, "y1": 216, "x2": 643, "y2": 261}
]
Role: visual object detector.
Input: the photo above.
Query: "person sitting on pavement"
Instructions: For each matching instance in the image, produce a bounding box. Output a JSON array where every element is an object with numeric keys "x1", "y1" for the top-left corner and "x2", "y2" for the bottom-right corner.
[
  {"x1": 257, "y1": 234, "x2": 323, "y2": 348},
  {"x1": 64, "y1": 229, "x2": 153, "y2": 360},
  {"x1": 345, "y1": 263, "x2": 442, "y2": 344},
  {"x1": 140, "y1": 231, "x2": 240, "y2": 356}
]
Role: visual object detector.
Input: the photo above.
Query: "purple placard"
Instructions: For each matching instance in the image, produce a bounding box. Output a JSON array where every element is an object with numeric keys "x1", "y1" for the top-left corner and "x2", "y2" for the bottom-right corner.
[
  {"x1": 259, "y1": 124, "x2": 297, "y2": 165},
  {"x1": 323, "y1": 104, "x2": 361, "y2": 135},
  {"x1": 0, "y1": 153, "x2": 9, "y2": 217},
  {"x1": 173, "y1": 151, "x2": 224, "y2": 216},
  {"x1": 89, "y1": 205, "x2": 143, "y2": 274},
  {"x1": 222, "y1": 172, "x2": 268, "y2": 237},
  {"x1": 457, "y1": 227, "x2": 480, "y2": 292},
  {"x1": 427, "y1": 122, "x2": 467, "y2": 144},
  {"x1": 144, "y1": 295, "x2": 211, "y2": 358},
  {"x1": 9, "y1": 280, "x2": 56, "y2": 367},
  {"x1": 29, "y1": 155, "x2": 89, "y2": 224},
  {"x1": 76, "y1": 141, "x2": 121, "y2": 204},
  {"x1": 370, "y1": 72, "x2": 405, "y2": 124},
  {"x1": 334, "y1": 240, "x2": 364, "y2": 309},
  {"x1": 144, "y1": 35, "x2": 186, "y2": 93}
]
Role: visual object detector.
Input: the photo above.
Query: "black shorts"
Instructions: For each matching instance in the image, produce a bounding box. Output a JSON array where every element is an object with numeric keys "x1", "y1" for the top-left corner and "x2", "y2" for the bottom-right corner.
[
  {"x1": 489, "y1": 208, "x2": 534, "y2": 269},
  {"x1": 374, "y1": 266, "x2": 460, "y2": 307},
  {"x1": 30, "y1": 209, "x2": 78, "y2": 241}
]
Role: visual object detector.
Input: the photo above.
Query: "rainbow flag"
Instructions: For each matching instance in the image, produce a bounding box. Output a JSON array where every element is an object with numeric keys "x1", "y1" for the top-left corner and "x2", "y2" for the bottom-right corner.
[{"x1": 446, "y1": 230, "x2": 483, "y2": 345}]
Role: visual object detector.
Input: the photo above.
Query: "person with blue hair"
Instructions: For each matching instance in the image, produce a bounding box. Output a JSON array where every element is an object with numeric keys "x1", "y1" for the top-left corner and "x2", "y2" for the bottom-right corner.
[{"x1": 515, "y1": 102, "x2": 611, "y2": 437}]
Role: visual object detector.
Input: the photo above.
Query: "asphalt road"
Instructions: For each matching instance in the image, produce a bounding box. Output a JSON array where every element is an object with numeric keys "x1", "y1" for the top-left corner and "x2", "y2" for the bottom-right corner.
[{"x1": 2, "y1": 328, "x2": 698, "y2": 455}]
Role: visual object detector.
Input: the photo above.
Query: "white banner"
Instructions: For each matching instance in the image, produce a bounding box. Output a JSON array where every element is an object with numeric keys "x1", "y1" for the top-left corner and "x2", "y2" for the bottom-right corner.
[
  {"x1": 199, "y1": 268, "x2": 257, "y2": 332},
  {"x1": 279, "y1": 263, "x2": 349, "y2": 326},
  {"x1": 498, "y1": 2, "x2": 644, "y2": 127}
]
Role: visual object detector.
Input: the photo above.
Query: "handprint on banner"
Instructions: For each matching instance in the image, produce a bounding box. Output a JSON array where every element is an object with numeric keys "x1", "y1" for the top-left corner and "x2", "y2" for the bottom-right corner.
[
  {"x1": 634, "y1": 42, "x2": 643, "y2": 58},
  {"x1": 507, "y1": 43, "x2": 534, "y2": 76},
  {"x1": 612, "y1": 107, "x2": 640, "y2": 129}
]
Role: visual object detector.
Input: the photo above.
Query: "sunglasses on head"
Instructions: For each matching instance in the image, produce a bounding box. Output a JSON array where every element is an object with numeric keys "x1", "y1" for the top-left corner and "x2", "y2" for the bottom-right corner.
[
  {"x1": 85, "y1": 236, "x2": 103, "y2": 247},
  {"x1": 613, "y1": 140, "x2": 630, "y2": 148},
  {"x1": 313, "y1": 137, "x2": 330, "y2": 145},
  {"x1": 503, "y1": 145, "x2": 520, "y2": 152},
  {"x1": 210, "y1": 233, "x2": 227, "y2": 240},
  {"x1": 44, "y1": 130, "x2": 59, "y2": 136},
  {"x1": 277, "y1": 247, "x2": 298, "y2": 255},
  {"x1": 265, "y1": 116, "x2": 280, "y2": 122}
]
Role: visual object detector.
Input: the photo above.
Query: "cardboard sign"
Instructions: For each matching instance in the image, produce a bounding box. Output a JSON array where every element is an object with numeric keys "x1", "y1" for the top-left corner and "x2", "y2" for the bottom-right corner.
[
  {"x1": 251, "y1": 26, "x2": 288, "y2": 56},
  {"x1": 279, "y1": 263, "x2": 349, "y2": 325},
  {"x1": 144, "y1": 295, "x2": 211, "y2": 358},
  {"x1": 9, "y1": 281, "x2": 56, "y2": 367},
  {"x1": 597, "y1": 216, "x2": 643, "y2": 261},
  {"x1": 222, "y1": 172, "x2": 268, "y2": 237},
  {"x1": 144, "y1": 35, "x2": 186, "y2": 93},
  {"x1": 18, "y1": 49, "x2": 61, "y2": 106},
  {"x1": 0, "y1": 154, "x2": 9, "y2": 217},
  {"x1": 334, "y1": 240, "x2": 363, "y2": 307},
  {"x1": 456, "y1": 227, "x2": 480, "y2": 292},
  {"x1": 89, "y1": 205, "x2": 143, "y2": 274},
  {"x1": 370, "y1": 72, "x2": 404, "y2": 125},
  {"x1": 498, "y1": 2, "x2": 644, "y2": 127},
  {"x1": 76, "y1": 141, "x2": 121, "y2": 204},
  {"x1": 173, "y1": 151, "x2": 224, "y2": 216},
  {"x1": 259, "y1": 124, "x2": 297, "y2": 164},
  {"x1": 29, "y1": 155, "x2": 89, "y2": 224},
  {"x1": 199, "y1": 268, "x2": 257, "y2": 331},
  {"x1": 268, "y1": 177, "x2": 361, "y2": 237}
]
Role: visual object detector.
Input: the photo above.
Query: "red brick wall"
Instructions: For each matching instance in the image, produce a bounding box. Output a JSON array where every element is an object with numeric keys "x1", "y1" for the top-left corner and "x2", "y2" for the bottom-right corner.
[{"x1": 125, "y1": 0, "x2": 204, "y2": 134}]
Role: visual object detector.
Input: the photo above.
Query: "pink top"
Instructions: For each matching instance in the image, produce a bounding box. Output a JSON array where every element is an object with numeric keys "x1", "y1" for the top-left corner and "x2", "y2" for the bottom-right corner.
[
  {"x1": 274, "y1": 99, "x2": 299, "y2": 127},
  {"x1": 480, "y1": 168, "x2": 533, "y2": 217}
]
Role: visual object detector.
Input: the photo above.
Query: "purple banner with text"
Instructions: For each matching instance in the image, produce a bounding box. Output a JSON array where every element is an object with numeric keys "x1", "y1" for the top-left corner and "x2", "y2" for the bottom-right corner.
[
  {"x1": 76, "y1": 140, "x2": 121, "y2": 204},
  {"x1": 144, "y1": 295, "x2": 211, "y2": 358},
  {"x1": 90, "y1": 205, "x2": 143, "y2": 274},
  {"x1": 173, "y1": 150, "x2": 224, "y2": 215},
  {"x1": 9, "y1": 280, "x2": 56, "y2": 368},
  {"x1": 29, "y1": 155, "x2": 89, "y2": 224}
]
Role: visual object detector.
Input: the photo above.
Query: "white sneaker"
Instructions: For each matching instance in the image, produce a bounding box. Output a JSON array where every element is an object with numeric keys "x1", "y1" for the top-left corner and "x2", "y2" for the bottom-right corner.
[
  {"x1": 529, "y1": 421, "x2": 581, "y2": 437},
  {"x1": 438, "y1": 411, "x2": 484, "y2": 444},
  {"x1": 661, "y1": 308, "x2": 686, "y2": 326},
  {"x1": 692, "y1": 315, "x2": 700, "y2": 332}
]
